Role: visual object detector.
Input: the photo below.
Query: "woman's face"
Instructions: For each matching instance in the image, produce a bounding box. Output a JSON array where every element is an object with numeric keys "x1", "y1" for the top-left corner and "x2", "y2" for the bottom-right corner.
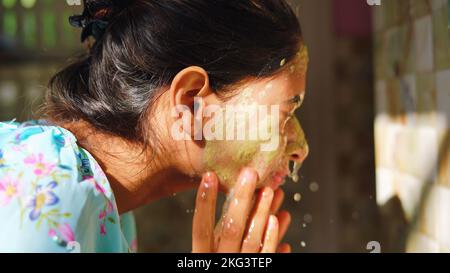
[{"x1": 203, "y1": 46, "x2": 309, "y2": 191}]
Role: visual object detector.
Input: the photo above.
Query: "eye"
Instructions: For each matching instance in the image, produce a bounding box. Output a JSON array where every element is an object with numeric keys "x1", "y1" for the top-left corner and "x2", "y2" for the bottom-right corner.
[{"x1": 291, "y1": 95, "x2": 302, "y2": 106}]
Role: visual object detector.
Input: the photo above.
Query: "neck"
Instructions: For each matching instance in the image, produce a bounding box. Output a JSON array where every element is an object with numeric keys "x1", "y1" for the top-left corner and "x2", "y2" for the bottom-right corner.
[{"x1": 59, "y1": 119, "x2": 198, "y2": 214}]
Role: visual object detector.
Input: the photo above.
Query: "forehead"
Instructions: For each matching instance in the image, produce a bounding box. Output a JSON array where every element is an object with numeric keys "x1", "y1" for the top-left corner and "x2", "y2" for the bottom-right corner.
[{"x1": 232, "y1": 69, "x2": 307, "y2": 106}]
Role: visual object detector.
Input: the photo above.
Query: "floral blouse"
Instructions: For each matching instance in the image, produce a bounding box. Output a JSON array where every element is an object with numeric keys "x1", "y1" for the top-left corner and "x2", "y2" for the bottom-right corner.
[{"x1": 0, "y1": 119, "x2": 137, "y2": 253}]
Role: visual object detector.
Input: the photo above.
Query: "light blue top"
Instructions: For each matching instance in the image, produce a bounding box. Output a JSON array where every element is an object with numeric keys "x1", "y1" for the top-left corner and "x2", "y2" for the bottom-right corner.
[{"x1": 0, "y1": 119, "x2": 137, "y2": 253}]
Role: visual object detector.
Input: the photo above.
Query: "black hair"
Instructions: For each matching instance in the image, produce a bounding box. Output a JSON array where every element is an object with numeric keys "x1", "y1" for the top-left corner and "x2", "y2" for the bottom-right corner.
[{"x1": 43, "y1": 0, "x2": 303, "y2": 147}]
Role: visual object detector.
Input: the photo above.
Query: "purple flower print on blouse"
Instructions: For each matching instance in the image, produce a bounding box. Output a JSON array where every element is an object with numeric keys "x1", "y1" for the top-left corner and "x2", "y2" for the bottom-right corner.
[
  {"x1": 0, "y1": 149, "x2": 5, "y2": 168},
  {"x1": 27, "y1": 181, "x2": 59, "y2": 220}
]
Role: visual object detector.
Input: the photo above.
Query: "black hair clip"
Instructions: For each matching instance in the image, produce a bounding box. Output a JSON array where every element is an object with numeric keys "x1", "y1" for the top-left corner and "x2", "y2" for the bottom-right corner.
[{"x1": 69, "y1": 0, "x2": 129, "y2": 43}]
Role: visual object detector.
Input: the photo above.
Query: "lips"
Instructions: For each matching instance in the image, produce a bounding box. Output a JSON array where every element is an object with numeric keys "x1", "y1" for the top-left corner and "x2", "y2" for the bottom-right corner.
[{"x1": 267, "y1": 169, "x2": 289, "y2": 189}]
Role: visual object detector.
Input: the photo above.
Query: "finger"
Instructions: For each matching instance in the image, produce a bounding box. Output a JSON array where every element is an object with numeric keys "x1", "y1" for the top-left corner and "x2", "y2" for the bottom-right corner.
[
  {"x1": 241, "y1": 187, "x2": 274, "y2": 253},
  {"x1": 214, "y1": 193, "x2": 257, "y2": 251},
  {"x1": 192, "y1": 172, "x2": 218, "y2": 253},
  {"x1": 270, "y1": 189, "x2": 284, "y2": 214},
  {"x1": 260, "y1": 215, "x2": 279, "y2": 253},
  {"x1": 277, "y1": 210, "x2": 291, "y2": 243},
  {"x1": 277, "y1": 243, "x2": 291, "y2": 253},
  {"x1": 216, "y1": 168, "x2": 258, "y2": 253}
]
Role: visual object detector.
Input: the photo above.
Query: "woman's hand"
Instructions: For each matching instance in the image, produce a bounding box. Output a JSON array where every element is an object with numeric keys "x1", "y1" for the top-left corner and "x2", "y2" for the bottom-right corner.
[{"x1": 192, "y1": 168, "x2": 291, "y2": 253}]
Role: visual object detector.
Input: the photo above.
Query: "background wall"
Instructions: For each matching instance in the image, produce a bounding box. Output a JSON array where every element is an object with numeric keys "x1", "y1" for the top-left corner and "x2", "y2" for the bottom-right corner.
[{"x1": 373, "y1": 0, "x2": 450, "y2": 252}]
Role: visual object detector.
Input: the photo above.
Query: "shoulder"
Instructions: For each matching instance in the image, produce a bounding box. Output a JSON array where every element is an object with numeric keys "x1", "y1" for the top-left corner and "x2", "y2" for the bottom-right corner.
[
  {"x1": 0, "y1": 119, "x2": 92, "y2": 188},
  {"x1": 0, "y1": 120, "x2": 125, "y2": 252}
]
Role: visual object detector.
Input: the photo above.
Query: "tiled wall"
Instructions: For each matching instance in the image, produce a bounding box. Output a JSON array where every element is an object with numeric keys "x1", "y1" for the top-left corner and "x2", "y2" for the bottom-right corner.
[{"x1": 373, "y1": 0, "x2": 450, "y2": 252}]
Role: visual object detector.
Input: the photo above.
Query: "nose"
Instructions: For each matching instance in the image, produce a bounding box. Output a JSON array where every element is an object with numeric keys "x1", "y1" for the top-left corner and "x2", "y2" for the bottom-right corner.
[
  {"x1": 289, "y1": 142, "x2": 309, "y2": 163},
  {"x1": 284, "y1": 116, "x2": 309, "y2": 163}
]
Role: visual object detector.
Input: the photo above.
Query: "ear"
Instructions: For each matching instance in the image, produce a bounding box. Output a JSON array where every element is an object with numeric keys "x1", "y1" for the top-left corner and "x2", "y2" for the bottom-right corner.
[{"x1": 169, "y1": 66, "x2": 212, "y2": 140}]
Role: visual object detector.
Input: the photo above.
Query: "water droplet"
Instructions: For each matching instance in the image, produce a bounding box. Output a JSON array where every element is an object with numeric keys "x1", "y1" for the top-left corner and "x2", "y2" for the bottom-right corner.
[
  {"x1": 241, "y1": 177, "x2": 248, "y2": 186},
  {"x1": 201, "y1": 192, "x2": 206, "y2": 199},
  {"x1": 303, "y1": 214, "x2": 312, "y2": 223},
  {"x1": 290, "y1": 65, "x2": 295, "y2": 73},
  {"x1": 309, "y1": 182, "x2": 319, "y2": 192},
  {"x1": 293, "y1": 193, "x2": 302, "y2": 202},
  {"x1": 226, "y1": 218, "x2": 234, "y2": 230},
  {"x1": 248, "y1": 220, "x2": 255, "y2": 234},
  {"x1": 289, "y1": 162, "x2": 302, "y2": 183}
]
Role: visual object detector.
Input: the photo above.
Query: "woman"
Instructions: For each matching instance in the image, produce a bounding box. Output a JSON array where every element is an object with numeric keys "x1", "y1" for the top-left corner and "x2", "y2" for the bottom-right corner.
[{"x1": 0, "y1": 0, "x2": 308, "y2": 253}]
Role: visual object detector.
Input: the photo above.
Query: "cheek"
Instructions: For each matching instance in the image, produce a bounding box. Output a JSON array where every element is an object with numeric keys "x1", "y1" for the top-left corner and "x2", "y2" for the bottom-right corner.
[
  {"x1": 250, "y1": 138, "x2": 287, "y2": 184},
  {"x1": 204, "y1": 139, "x2": 260, "y2": 189},
  {"x1": 203, "y1": 107, "x2": 261, "y2": 188},
  {"x1": 203, "y1": 114, "x2": 288, "y2": 189}
]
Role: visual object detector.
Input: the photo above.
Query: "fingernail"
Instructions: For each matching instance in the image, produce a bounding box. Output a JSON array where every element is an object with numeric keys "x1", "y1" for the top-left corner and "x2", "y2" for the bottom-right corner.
[
  {"x1": 203, "y1": 172, "x2": 214, "y2": 189},
  {"x1": 269, "y1": 215, "x2": 278, "y2": 230},
  {"x1": 240, "y1": 168, "x2": 257, "y2": 186},
  {"x1": 262, "y1": 187, "x2": 274, "y2": 199}
]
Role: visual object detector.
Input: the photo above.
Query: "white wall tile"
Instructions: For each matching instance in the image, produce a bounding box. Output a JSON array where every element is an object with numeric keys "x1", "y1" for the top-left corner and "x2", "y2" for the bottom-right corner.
[
  {"x1": 436, "y1": 69, "x2": 450, "y2": 128},
  {"x1": 436, "y1": 185, "x2": 450, "y2": 249},
  {"x1": 375, "y1": 80, "x2": 387, "y2": 113},
  {"x1": 415, "y1": 16, "x2": 434, "y2": 72},
  {"x1": 432, "y1": 0, "x2": 448, "y2": 12},
  {"x1": 401, "y1": 74, "x2": 417, "y2": 125},
  {"x1": 422, "y1": 184, "x2": 440, "y2": 238},
  {"x1": 376, "y1": 167, "x2": 396, "y2": 205},
  {"x1": 396, "y1": 172, "x2": 425, "y2": 220},
  {"x1": 407, "y1": 231, "x2": 440, "y2": 253}
]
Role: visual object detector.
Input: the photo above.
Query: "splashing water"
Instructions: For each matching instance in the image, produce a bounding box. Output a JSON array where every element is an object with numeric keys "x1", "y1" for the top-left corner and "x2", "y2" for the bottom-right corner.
[
  {"x1": 309, "y1": 182, "x2": 319, "y2": 192},
  {"x1": 303, "y1": 214, "x2": 312, "y2": 224},
  {"x1": 289, "y1": 161, "x2": 302, "y2": 183}
]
